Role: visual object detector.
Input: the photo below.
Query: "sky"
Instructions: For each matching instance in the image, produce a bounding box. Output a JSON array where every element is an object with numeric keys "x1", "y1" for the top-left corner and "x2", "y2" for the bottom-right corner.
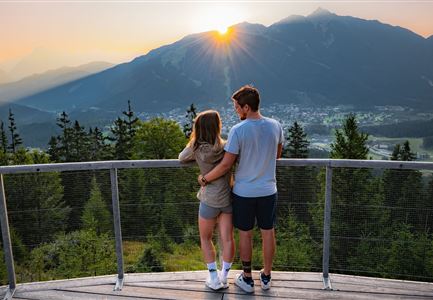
[{"x1": 1, "y1": 0, "x2": 433, "y2": 78}]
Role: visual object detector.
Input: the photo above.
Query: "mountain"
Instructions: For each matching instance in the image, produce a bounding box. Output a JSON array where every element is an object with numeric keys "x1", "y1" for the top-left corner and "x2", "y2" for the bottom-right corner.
[
  {"x1": 0, "y1": 69, "x2": 11, "y2": 84},
  {"x1": 0, "y1": 103, "x2": 55, "y2": 126},
  {"x1": 14, "y1": 8, "x2": 433, "y2": 113},
  {"x1": 0, "y1": 61, "x2": 114, "y2": 105}
]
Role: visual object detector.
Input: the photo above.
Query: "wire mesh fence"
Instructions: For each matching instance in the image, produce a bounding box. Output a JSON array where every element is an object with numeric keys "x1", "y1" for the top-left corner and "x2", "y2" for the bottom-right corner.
[{"x1": 0, "y1": 160, "x2": 432, "y2": 288}]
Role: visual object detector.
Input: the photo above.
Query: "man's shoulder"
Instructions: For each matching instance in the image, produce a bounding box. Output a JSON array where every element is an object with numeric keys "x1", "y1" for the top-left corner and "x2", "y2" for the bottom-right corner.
[
  {"x1": 263, "y1": 117, "x2": 282, "y2": 128},
  {"x1": 263, "y1": 116, "x2": 280, "y2": 123},
  {"x1": 230, "y1": 120, "x2": 248, "y2": 132}
]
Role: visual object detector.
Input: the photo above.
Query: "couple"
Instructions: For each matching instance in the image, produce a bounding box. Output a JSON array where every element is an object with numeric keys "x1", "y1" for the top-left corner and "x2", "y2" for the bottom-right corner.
[{"x1": 179, "y1": 85, "x2": 283, "y2": 293}]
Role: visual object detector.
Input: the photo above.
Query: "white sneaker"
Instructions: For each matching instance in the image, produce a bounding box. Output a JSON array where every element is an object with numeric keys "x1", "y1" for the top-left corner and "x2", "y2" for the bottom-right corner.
[
  {"x1": 205, "y1": 275, "x2": 224, "y2": 291},
  {"x1": 234, "y1": 273, "x2": 254, "y2": 293},
  {"x1": 219, "y1": 271, "x2": 229, "y2": 289},
  {"x1": 259, "y1": 269, "x2": 272, "y2": 290}
]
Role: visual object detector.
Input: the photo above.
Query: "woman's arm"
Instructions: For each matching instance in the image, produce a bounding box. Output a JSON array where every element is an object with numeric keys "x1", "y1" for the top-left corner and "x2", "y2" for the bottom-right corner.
[{"x1": 178, "y1": 146, "x2": 195, "y2": 162}]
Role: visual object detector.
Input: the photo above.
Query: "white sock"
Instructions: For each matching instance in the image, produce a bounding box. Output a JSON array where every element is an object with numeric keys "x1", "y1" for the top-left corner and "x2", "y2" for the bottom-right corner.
[
  {"x1": 221, "y1": 261, "x2": 232, "y2": 279},
  {"x1": 207, "y1": 262, "x2": 218, "y2": 280}
]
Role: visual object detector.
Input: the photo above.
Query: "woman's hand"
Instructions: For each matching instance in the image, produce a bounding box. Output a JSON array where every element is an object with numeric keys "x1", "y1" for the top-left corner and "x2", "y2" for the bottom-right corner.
[{"x1": 198, "y1": 174, "x2": 208, "y2": 186}]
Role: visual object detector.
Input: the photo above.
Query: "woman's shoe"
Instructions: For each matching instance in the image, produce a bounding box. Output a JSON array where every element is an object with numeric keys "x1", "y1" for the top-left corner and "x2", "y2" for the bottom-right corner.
[{"x1": 205, "y1": 275, "x2": 224, "y2": 290}]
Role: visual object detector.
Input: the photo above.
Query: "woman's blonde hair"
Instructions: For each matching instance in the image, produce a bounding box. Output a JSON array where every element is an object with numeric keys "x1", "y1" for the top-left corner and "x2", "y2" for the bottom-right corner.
[{"x1": 188, "y1": 110, "x2": 224, "y2": 150}]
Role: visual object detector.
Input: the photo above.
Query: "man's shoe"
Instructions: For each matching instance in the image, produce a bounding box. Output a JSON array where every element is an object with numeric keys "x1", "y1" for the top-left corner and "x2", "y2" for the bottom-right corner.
[
  {"x1": 205, "y1": 275, "x2": 224, "y2": 291},
  {"x1": 259, "y1": 269, "x2": 272, "y2": 290},
  {"x1": 234, "y1": 273, "x2": 254, "y2": 293},
  {"x1": 219, "y1": 272, "x2": 229, "y2": 289}
]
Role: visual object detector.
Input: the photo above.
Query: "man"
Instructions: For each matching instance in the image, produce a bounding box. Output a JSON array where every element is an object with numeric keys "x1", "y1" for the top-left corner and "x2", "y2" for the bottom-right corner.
[{"x1": 198, "y1": 85, "x2": 283, "y2": 293}]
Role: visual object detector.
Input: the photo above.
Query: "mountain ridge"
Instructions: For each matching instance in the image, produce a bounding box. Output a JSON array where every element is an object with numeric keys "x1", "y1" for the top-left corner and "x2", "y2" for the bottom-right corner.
[{"x1": 13, "y1": 9, "x2": 433, "y2": 114}]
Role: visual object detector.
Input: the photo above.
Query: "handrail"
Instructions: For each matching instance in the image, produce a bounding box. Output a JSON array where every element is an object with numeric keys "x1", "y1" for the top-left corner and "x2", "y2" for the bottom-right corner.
[{"x1": 0, "y1": 158, "x2": 432, "y2": 174}]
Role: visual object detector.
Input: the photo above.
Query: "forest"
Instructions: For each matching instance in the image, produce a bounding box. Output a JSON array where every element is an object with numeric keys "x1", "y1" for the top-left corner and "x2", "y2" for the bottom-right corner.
[{"x1": 0, "y1": 103, "x2": 432, "y2": 284}]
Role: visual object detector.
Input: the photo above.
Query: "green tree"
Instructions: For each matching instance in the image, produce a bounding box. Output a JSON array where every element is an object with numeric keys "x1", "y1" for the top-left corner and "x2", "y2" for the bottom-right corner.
[
  {"x1": 88, "y1": 127, "x2": 112, "y2": 161},
  {"x1": 56, "y1": 111, "x2": 72, "y2": 162},
  {"x1": 29, "y1": 230, "x2": 116, "y2": 280},
  {"x1": 135, "y1": 243, "x2": 165, "y2": 272},
  {"x1": 0, "y1": 121, "x2": 8, "y2": 154},
  {"x1": 330, "y1": 113, "x2": 369, "y2": 159},
  {"x1": 283, "y1": 121, "x2": 309, "y2": 158},
  {"x1": 8, "y1": 108, "x2": 22, "y2": 153},
  {"x1": 383, "y1": 224, "x2": 431, "y2": 280},
  {"x1": 274, "y1": 210, "x2": 317, "y2": 271},
  {"x1": 183, "y1": 103, "x2": 197, "y2": 138},
  {"x1": 384, "y1": 140, "x2": 425, "y2": 231},
  {"x1": 5, "y1": 151, "x2": 70, "y2": 246},
  {"x1": 69, "y1": 120, "x2": 91, "y2": 162},
  {"x1": 81, "y1": 177, "x2": 112, "y2": 235},
  {"x1": 311, "y1": 114, "x2": 383, "y2": 273},
  {"x1": 134, "y1": 118, "x2": 187, "y2": 159},
  {"x1": 47, "y1": 136, "x2": 61, "y2": 162},
  {"x1": 109, "y1": 101, "x2": 139, "y2": 160}
]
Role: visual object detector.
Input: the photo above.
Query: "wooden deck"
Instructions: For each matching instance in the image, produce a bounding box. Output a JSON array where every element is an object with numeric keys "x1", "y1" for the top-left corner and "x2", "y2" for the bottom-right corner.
[{"x1": 1, "y1": 271, "x2": 433, "y2": 299}]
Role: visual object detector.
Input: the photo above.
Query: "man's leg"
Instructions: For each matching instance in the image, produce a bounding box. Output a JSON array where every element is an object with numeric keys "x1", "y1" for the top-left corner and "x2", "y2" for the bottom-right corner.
[
  {"x1": 256, "y1": 193, "x2": 277, "y2": 279},
  {"x1": 238, "y1": 229, "x2": 253, "y2": 277},
  {"x1": 260, "y1": 228, "x2": 275, "y2": 275}
]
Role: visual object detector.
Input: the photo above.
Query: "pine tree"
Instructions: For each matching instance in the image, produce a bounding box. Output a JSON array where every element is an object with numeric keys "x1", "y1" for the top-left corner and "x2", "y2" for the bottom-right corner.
[
  {"x1": 81, "y1": 177, "x2": 112, "y2": 235},
  {"x1": 47, "y1": 136, "x2": 60, "y2": 162},
  {"x1": 123, "y1": 100, "x2": 139, "y2": 139},
  {"x1": 5, "y1": 151, "x2": 70, "y2": 245},
  {"x1": 8, "y1": 108, "x2": 23, "y2": 153},
  {"x1": 70, "y1": 120, "x2": 90, "y2": 162},
  {"x1": 391, "y1": 141, "x2": 416, "y2": 161},
  {"x1": 88, "y1": 127, "x2": 112, "y2": 161},
  {"x1": 386, "y1": 140, "x2": 424, "y2": 231},
  {"x1": 109, "y1": 101, "x2": 139, "y2": 160},
  {"x1": 284, "y1": 121, "x2": 309, "y2": 158},
  {"x1": 312, "y1": 113, "x2": 383, "y2": 273},
  {"x1": 109, "y1": 117, "x2": 130, "y2": 160},
  {"x1": 56, "y1": 111, "x2": 72, "y2": 162},
  {"x1": 401, "y1": 140, "x2": 417, "y2": 161},
  {"x1": 0, "y1": 121, "x2": 7, "y2": 154},
  {"x1": 330, "y1": 113, "x2": 369, "y2": 159},
  {"x1": 183, "y1": 103, "x2": 197, "y2": 138}
]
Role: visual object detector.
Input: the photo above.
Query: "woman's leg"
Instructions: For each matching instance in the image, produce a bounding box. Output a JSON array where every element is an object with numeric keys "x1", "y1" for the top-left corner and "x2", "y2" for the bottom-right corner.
[
  {"x1": 218, "y1": 212, "x2": 235, "y2": 263},
  {"x1": 199, "y1": 216, "x2": 218, "y2": 263}
]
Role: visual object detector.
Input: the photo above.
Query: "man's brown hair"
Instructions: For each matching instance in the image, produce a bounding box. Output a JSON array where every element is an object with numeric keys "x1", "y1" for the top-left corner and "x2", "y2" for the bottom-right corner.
[{"x1": 231, "y1": 85, "x2": 260, "y2": 112}]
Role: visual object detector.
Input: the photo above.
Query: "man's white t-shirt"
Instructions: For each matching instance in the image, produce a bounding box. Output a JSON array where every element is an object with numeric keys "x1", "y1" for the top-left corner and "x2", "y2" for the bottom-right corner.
[{"x1": 224, "y1": 116, "x2": 284, "y2": 197}]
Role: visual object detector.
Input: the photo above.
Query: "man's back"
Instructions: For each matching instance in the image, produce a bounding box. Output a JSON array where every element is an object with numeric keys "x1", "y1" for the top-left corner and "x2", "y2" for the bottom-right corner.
[{"x1": 225, "y1": 116, "x2": 283, "y2": 197}]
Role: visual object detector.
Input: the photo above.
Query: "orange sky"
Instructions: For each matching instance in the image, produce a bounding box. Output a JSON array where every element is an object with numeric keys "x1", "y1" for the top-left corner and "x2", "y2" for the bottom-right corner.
[{"x1": 1, "y1": 1, "x2": 432, "y2": 74}]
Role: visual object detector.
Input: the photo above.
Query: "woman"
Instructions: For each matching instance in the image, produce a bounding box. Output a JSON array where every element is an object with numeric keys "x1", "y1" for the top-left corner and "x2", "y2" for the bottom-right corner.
[{"x1": 179, "y1": 110, "x2": 234, "y2": 290}]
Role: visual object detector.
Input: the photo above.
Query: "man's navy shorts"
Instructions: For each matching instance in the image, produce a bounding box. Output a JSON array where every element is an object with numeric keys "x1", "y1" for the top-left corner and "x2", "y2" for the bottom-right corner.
[{"x1": 232, "y1": 192, "x2": 277, "y2": 231}]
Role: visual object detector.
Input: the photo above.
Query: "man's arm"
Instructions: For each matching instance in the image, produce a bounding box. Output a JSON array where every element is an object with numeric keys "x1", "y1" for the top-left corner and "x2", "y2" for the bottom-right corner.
[
  {"x1": 198, "y1": 152, "x2": 237, "y2": 186},
  {"x1": 277, "y1": 143, "x2": 283, "y2": 159}
]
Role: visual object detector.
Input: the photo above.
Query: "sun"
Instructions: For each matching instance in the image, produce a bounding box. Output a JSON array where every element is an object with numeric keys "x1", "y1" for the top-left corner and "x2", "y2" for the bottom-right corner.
[
  {"x1": 194, "y1": 4, "x2": 245, "y2": 35},
  {"x1": 217, "y1": 26, "x2": 229, "y2": 35}
]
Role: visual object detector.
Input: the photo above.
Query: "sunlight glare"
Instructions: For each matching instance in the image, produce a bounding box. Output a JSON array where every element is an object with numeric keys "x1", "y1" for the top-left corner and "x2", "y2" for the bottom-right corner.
[{"x1": 194, "y1": 4, "x2": 245, "y2": 35}]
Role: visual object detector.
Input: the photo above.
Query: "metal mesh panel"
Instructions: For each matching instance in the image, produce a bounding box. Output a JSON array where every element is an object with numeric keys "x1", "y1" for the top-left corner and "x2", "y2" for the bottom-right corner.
[
  {"x1": 3, "y1": 169, "x2": 116, "y2": 283},
  {"x1": 275, "y1": 166, "x2": 323, "y2": 272},
  {"x1": 328, "y1": 167, "x2": 433, "y2": 281},
  {"x1": 1, "y1": 162, "x2": 433, "y2": 286}
]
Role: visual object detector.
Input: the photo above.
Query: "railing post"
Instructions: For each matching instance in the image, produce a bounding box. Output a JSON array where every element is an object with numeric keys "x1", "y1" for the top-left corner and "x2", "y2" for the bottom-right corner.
[
  {"x1": 0, "y1": 174, "x2": 16, "y2": 299},
  {"x1": 110, "y1": 168, "x2": 124, "y2": 291},
  {"x1": 322, "y1": 166, "x2": 333, "y2": 290}
]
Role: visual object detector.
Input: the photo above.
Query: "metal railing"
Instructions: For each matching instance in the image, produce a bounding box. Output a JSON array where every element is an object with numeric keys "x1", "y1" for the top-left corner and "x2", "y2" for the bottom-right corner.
[{"x1": 1, "y1": 158, "x2": 433, "y2": 298}]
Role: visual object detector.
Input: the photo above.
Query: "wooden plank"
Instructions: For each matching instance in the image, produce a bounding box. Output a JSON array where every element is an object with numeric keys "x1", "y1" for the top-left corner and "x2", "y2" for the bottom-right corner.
[
  {"x1": 331, "y1": 273, "x2": 433, "y2": 293},
  {"x1": 62, "y1": 284, "x2": 224, "y2": 300}
]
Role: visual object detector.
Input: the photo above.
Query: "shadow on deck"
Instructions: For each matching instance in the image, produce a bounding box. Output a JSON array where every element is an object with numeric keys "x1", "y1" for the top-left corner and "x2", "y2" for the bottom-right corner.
[{"x1": 1, "y1": 271, "x2": 432, "y2": 299}]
